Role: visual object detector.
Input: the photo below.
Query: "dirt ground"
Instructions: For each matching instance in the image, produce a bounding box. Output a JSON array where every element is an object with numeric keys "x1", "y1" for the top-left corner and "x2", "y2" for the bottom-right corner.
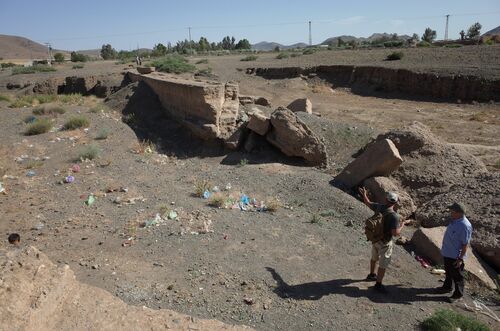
[{"x1": 0, "y1": 46, "x2": 499, "y2": 330}]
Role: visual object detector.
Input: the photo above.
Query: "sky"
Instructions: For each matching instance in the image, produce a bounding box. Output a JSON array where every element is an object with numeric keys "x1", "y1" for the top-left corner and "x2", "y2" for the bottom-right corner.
[{"x1": 1, "y1": 0, "x2": 499, "y2": 51}]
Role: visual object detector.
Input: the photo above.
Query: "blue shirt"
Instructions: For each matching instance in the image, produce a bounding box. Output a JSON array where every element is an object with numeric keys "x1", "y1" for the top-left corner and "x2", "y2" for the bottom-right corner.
[{"x1": 441, "y1": 216, "x2": 473, "y2": 259}]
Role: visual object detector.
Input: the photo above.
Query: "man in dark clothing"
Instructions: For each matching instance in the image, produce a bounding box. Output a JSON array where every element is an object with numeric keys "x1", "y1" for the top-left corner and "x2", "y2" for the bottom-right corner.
[
  {"x1": 359, "y1": 187, "x2": 407, "y2": 293},
  {"x1": 435, "y1": 202, "x2": 473, "y2": 303}
]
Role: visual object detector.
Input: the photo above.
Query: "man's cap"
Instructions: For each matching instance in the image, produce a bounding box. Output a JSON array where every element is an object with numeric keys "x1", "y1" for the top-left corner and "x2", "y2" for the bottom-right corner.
[
  {"x1": 448, "y1": 202, "x2": 466, "y2": 214},
  {"x1": 386, "y1": 192, "x2": 399, "y2": 203}
]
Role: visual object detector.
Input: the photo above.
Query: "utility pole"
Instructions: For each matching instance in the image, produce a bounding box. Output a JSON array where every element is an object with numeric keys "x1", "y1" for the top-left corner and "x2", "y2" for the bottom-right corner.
[
  {"x1": 445, "y1": 14, "x2": 450, "y2": 40},
  {"x1": 45, "y1": 42, "x2": 52, "y2": 65},
  {"x1": 308, "y1": 21, "x2": 312, "y2": 46},
  {"x1": 188, "y1": 27, "x2": 192, "y2": 55}
]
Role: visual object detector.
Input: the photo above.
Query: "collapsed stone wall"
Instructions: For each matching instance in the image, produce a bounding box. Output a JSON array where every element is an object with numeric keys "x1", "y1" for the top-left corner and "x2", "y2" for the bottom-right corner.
[
  {"x1": 127, "y1": 71, "x2": 239, "y2": 140},
  {"x1": 250, "y1": 65, "x2": 500, "y2": 102}
]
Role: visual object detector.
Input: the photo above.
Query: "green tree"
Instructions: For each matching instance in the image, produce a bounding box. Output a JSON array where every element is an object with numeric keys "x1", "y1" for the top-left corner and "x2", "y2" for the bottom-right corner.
[
  {"x1": 337, "y1": 37, "x2": 345, "y2": 47},
  {"x1": 53, "y1": 52, "x2": 65, "y2": 63},
  {"x1": 422, "y1": 28, "x2": 437, "y2": 43},
  {"x1": 221, "y1": 36, "x2": 236, "y2": 50},
  {"x1": 70, "y1": 52, "x2": 87, "y2": 62},
  {"x1": 152, "y1": 43, "x2": 167, "y2": 57},
  {"x1": 198, "y1": 37, "x2": 210, "y2": 52},
  {"x1": 273, "y1": 45, "x2": 280, "y2": 52},
  {"x1": 466, "y1": 22, "x2": 482, "y2": 40},
  {"x1": 411, "y1": 33, "x2": 420, "y2": 41},
  {"x1": 235, "y1": 39, "x2": 251, "y2": 50},
  {"x1": 100, "y1": 44, "x2": 117, "y2": 60}
]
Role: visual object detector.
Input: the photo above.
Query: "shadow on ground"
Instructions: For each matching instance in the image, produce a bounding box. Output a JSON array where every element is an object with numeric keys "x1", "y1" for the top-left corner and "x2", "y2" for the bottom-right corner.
[{"x1": 265, "y1": 267, "x2": 447, "y2": 304}]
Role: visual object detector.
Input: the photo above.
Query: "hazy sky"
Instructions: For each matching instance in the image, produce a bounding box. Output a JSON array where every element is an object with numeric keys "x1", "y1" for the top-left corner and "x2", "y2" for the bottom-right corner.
[{"x1": 1, "y1": 0, "x2": 499, "y2": 50}]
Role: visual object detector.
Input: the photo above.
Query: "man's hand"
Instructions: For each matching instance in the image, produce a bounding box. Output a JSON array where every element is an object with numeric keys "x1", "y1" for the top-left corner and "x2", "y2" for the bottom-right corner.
[
  {"x1": 358, "y1": 187, "x2": 368, "y2": 196},
  {"x1": 454, "y1": 259, "x2": 463, "y2": 268}
]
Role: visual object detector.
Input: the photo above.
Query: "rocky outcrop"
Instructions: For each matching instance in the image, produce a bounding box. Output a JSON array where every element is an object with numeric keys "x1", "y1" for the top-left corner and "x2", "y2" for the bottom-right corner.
[
  {"x1": 334, "y1": 139, "x2": 402, "y2": 189},
  {"x1": 362, "y1": 176, "x2": 416, "y2": 220},
  {"x1": 250, "y1": 65, "x2": 500, "y2": 102},
  {"x1": 127, "y1": 71, "x2": 240, "y2": 140},
  {"x1": 287, "y1": 98, "x2": 312, "y2": 114},
  {"x1": 266, "y1": 107, "x2": 328, "y2": 166},
  {"x1": 411, "y1": 227, "x2": 497, "y2": 289},
  {"x1": 0, "y1": 246, "x2": 252, "y2": 331}
]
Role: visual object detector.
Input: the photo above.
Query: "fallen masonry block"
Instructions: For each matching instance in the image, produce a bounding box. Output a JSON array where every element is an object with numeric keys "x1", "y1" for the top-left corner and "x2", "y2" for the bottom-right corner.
[
  {"x1": 411, "y1": 227, "x2": 497, "y2": 290},
  {"x1": 287, "y1": 98, "x2": 312, "y2": 114},
  {"x1": 362, "y1": 176, "x2": 416, "y2": 220},
  {"x1": 247, "y1": 109, "x2": 270, "y2": 136},
  {"x1": 334, "y1": 138, "x2": 402, "y2": 189},
  {"x1": 127, "y1": 71, "x2": 239, "y2": 140},
  {"x1": 255, "y1": 97, "x2": 271, "y2": 107},
  {"x1": 239, "y1": 95, "x2": 256, "y2": 105},
  {"x1": 266, "y1": 107, "x2": 328, "y2": 166}
]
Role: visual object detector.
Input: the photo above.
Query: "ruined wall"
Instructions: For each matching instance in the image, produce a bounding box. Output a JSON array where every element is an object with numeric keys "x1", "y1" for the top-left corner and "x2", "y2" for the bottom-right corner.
[
  {"x1": 251, "y1": 65, "x2": 500, "y2": 102},
  {"x1": 128, "y1": 71, "x2": 239, "y2": 140}
]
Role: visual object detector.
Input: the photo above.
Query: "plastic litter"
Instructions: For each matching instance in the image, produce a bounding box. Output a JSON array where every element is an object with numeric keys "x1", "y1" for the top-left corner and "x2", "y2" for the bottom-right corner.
[
  {"x1": 203, "y1": 190, "x2": 211, "y2": 199},
  {"x1": 71, "y1": 164, "x2": 81, "y2": 173},
  {"x1": 0, "y1": 182, "x2": 6, "y2": 195},
  {"x1": 224, "y1": 183, "x2": 232, "y2": 191},
  {"x1": 34, "y1": 222, "x2": 44, "y2": 231},
  {"x1": 144, "y1": 213, "x2": 163, "y2": 227},
  {"x1": 430, "y1": 268, "x2": 446, "y2": 275},
  {"x1": 212, "y1": 186, "x2": 220, "y2": 192},
  {"x1": 167, "y1": 210, "x2": 178, "y2": 220},
  {"x1": 415, "y1": 255, "x2": 431, "y2": 268},
  {"x1": 85, "y1": 195, "x2": 96, "y2": 206},
  {"x1": 64, "y1": 175, "x2": 75, "y2": 183},
  {"x1": 26, "y1": 170, "x2": 36, "y2": 177},
  {"x1": 463, "y1": 300, "x2": 500, "y2": 322},
  {"x1": 240, "y1": 194, "x2": 250, "y2": 205}
]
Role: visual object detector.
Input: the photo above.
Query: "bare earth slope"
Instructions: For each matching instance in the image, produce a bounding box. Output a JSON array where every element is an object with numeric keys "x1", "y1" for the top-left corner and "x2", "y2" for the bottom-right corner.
[
  {"x1": 0, "y1": 246, "x2": 252, "y2": 331},
  {"x1": 0, "y1": 34, "x2": 50, "y2": 60}
]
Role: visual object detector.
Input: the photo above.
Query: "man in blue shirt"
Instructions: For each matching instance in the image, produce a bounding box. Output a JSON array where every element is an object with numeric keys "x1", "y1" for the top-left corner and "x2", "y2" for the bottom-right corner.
[{"x1": 437, "y1": 202, "x2": 473, "y2": 302}]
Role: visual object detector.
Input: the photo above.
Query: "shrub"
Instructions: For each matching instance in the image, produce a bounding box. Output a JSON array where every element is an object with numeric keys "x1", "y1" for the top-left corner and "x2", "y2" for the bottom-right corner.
[
  {"x1": 53, "y1": 53, "x2": 65, "y2": 63},
  {"x1": 63, "y1": 116, "x2": 90, "y2": 130},
  {"x1": 25, "y1": 118, "x2": 52, "y2": 135},
  {"x1": 10, "y1": 95, "x2": 57, "y2": 108},
  {"x1": 194, "y1": 179, "x2": 213, "y2": 198},
  {"x1": 444, "y1": 44, "x2": 463, "y2": 48},
  {"x1": 484, "y1": 39, "x2": 494, "y2": 46},
  {"x1": 95, "y1": 128, "x2": 109, "y2": 140},
  {"x1": 276, "y1": 52, "x2": 290, "y2": 59},
  {"x1": 310, "y1": 213, "x2": 322, "y2": 224},
  {"x1": 1, "y1": 62, "x2": 17, "y2": 68},
  {"x1": 151, "y1": 55, "x2": 195, "y2": 74},
  {"x1": 70, "y1": 52, "x2": 88, "y2": 62},
  {"x1": 58, "y1": 93, "x2": 83, "y2": 104},
  {"x1": 32, "y1": 106, "x2": 66, "y2": 115},
  {"x1": 290, "y1": 53, "x2": 302, "y2": 58},
  {"x1": 208, "y1": 193, "x2": 226, "y2": 208},
  {"x1": 386, "y1": 51, "x2": 404, "y2": 61},
  {"x1": 25, "y1": 159, "x2": 44, "y2": 169},
  {"x1": 265, "y1": 197, "x2": 281, "y2": 213},
  {"x1": 77, "y1": 145, "x2": 100, "y2": 161},
  {"x1": 421, "y1": 309, "x2": 489, "y2": 331},
  {"x1": 196, "y1": 59, "x2": 209, "y2": 64},
  {"x1": 241, "y1": 55, "x2": 258, "y2": 61},
  {"x1": 383, "y1": 40, "x2": 403, "y2": 48},
  {"x1": 12, "y1": 65, "x2": 56, "y2": 75},
  {"x1": 72, "y1": 64, "x2": 84, "y2": 69},
  {"x1": 36, "y1": 94, "x2": 58, "y2": 104},
  {"x1": 303, "y1": 48, "x2": 316, "y2": 55},
  {"x1": 417, "y1": 41, "x2": 431, "y2": 47},
  {"x1": 0, "y1": 94, "x2": 10, "y2": 102},
  {"x1": 89, "y1": 104, "x2": 110, "y2": 113},
  {"x1": 238, "y1": 158, "x2": 249, "y2": 167}
]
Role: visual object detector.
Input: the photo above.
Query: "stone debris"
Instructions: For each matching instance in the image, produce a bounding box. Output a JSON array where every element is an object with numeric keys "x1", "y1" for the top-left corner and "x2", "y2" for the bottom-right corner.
[
  {"x1": 287, "y1": 98, "x2": 312, "y2": 114},
  {"x1": 334, "y1": 139, "x2": 402, "y2": 189}
]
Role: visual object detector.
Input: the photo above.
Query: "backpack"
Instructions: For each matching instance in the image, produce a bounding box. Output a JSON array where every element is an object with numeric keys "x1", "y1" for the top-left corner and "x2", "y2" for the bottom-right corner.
[{"x1": 365, "y1": 209, "x2": 394, "y2": 243}]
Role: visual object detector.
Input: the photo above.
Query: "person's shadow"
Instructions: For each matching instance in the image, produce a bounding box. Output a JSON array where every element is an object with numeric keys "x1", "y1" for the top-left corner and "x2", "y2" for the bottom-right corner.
[{"x1": 265, "y1": 267, "x2": 447, "y2": 304}]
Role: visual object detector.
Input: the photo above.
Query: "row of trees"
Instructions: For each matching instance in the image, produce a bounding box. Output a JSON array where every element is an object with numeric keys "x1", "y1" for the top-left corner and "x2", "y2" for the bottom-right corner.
[
  {"x1": 422, "y1": 22, "x2": 482, "y2": 43},
  {"x1": 98, "y1": 36, "x2": 252, "y2": 60}
]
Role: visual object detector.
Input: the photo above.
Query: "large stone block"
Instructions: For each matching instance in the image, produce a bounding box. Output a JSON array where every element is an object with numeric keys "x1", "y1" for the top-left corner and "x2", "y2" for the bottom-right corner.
[
  {"x1": 334, "y1": 139, "x2": 402, "y2": 188},
  {"x1": 362, "y1": 176, "x2": 416, "y2": 220},
  {"x1": 247, "y1": 110, "x2": 270, "y2": 136},
  {"x1": 287, "y1": 98, "x2": 312, "y2": 114},
  {"x1": 266, "y1": 107, "x2": 328, "y2": 166},
  {"x1": 127, "y1": 71, "x2": 239, "y2": 140},
  {"x1": 411, "y1": 227, "x2": 497, "y2": 289}
]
